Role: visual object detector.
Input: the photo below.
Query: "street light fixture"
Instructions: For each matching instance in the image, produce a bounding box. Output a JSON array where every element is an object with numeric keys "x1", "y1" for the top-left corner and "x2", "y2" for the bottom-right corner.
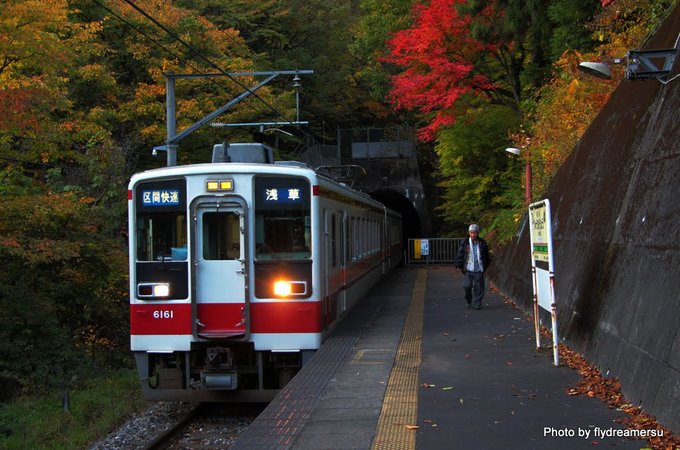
[
  {"x1": 506, "y1": 147, "x2": 532, "y2": 206},
  {"x1": 577, "y1": 33, "x2": 680, "y2": 84}
]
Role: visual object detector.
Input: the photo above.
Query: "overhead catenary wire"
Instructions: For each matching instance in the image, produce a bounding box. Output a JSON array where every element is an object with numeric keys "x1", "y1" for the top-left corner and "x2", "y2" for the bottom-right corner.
[
  {"x1": 118, "y1": 0, "x2": 305, "y2": 132},
  {"x1": 91, "y1": 0, "x2": 273, "y2": 123},
  {"x1": 93, "y1": 0, "x2": 320, "y2": 154}
]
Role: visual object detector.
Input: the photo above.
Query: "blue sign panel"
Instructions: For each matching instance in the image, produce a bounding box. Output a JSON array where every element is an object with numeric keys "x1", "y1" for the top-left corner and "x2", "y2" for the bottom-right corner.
[
  {"x1": 141, "y1": 189, "x2": 181, "y2": 206},
  {"x1": 255, "y1": 176, "x2": 309, "y2": 210},
  {"x1": 262, "y1": 186, "x2": 304, "y2": 204}
]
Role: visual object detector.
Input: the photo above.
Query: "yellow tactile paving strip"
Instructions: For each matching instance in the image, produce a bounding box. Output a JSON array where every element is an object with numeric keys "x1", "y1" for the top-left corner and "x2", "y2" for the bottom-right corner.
[{"x1": 371, "y1": 269, "x2": 426, "y2": 450}]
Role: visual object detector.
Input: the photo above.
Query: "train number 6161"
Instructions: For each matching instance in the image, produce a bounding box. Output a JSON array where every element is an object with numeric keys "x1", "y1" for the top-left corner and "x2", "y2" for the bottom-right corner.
[{"x1": 153, "y1": 310, "x2": 174, "y2": 319}]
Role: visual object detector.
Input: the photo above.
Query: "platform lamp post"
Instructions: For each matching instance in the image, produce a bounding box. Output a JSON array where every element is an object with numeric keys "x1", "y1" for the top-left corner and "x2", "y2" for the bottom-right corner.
[{"x1": 506, "y1": 147, "x2": 532, "y2": 206}]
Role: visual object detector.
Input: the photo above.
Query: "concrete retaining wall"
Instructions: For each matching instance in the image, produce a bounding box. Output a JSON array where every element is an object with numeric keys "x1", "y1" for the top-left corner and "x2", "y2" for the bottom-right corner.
[{"x1": 488, "y1": 5, "x2": 680, "y2": 431}]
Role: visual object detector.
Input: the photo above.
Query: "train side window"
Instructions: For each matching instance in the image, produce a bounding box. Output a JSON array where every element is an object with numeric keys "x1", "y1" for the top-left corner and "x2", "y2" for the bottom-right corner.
[
  {"x1": 345, "y1": 215, "x2": 350, "y2": 265},
  {"x1": 331, "y1": 213, "x2": 337, "y2": 267},
  {"x1": 352, "y1": 217, "x2": 361, "y2": 261},
  {"x1": 202, "y1": 212, "x2": 241, "y2": 260},
  {"x1": 360, "y1": 218, "x2": 364, "y2": 258}
]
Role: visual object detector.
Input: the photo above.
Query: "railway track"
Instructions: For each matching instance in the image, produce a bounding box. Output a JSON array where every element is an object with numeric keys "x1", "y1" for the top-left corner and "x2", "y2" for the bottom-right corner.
[{"x1": 143, "y1": 403, "x2": 265, "y2": 450}]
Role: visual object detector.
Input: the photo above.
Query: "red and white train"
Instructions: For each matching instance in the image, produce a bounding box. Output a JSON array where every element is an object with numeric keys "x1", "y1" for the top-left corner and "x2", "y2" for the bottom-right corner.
[{"x1": 128, "y1": 143, "x2": 402, "y2": 401}]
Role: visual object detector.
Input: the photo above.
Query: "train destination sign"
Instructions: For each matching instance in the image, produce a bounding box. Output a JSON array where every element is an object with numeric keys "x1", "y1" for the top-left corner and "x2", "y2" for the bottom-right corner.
[
  {"x1": 141, "y1": 189, "x2": 181, "y2": 206},
  {"x1": 265, "y1": 187, "x2": 302, "y2": 203}
]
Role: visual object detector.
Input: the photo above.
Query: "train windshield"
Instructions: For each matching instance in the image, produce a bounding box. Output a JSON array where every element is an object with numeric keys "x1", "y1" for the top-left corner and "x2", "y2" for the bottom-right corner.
[
  {"x1": 136, "y1": 213, "x2": 187, "y2": 261},
  {"x1": 254, "y1": 176, "x2": 311, "y2": 260},
  {"x1": 134, "y1": 180, "x2": 188, "y2": 262}
]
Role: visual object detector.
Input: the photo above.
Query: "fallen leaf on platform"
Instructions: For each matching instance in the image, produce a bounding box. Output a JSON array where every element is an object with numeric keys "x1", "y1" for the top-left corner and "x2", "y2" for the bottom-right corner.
[
  {"x1": 558, "y1": 339, "x2": 680, "y2": 449},
  {"x1": 442, "y1": 386, "x2": 454, "y2": 391},
  {"x1": 465, "y1": 354, "x2": 471, "y2": 359},
  {"x1": 404, "y1": 425, "x2": 419, "y2": 430},
  {"x1": 443, "y1": 332, "x2": 450, "y2": 336},
  {"x1": 504, "y1": 296, "x2": 680, "y2": 449},
  {"x1": 421, "y1": 383, "x2": 435, "y2": 388},
  {"x1": 506, "y1": 361, "x2": 513, "y2": 366},
  {"x1": 459, "y1": 397, "x2": 464, "y2": 405},
  {"x1": 424, "y1": 419, "x2": 432, "y2": 424}
]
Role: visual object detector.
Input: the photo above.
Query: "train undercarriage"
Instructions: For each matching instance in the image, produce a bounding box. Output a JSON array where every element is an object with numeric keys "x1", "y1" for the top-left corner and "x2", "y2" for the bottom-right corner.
[{"x1": 134, "y1": 343, "x2": 315, "y2": 402}]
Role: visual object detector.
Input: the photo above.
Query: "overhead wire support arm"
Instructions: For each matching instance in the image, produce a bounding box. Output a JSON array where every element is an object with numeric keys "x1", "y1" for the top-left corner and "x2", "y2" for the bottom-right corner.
[
  {"x1": 166, "y1": 72, "x2": 278, "y2": 145},
  {"x1": 167, "y1": 70, "x2": 313, "y2": 79},
  {"x1": 156, "y1": 70, "x2": 313, "y2": 166},
  {"x1": 117, "y1": 0, "x2": 316, "y2": 165}
]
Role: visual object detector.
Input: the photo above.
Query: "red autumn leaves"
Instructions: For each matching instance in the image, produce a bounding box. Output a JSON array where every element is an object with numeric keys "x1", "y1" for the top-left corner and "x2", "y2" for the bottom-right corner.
[{"x1": 382, "y1": 0, "x2": 495, "y2": 141}]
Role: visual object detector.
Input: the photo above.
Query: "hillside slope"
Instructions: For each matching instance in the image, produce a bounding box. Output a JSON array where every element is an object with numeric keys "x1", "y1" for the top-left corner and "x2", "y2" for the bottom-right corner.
[{"x1": 488, "y1": 3, "x2": 680, "y2": 431}]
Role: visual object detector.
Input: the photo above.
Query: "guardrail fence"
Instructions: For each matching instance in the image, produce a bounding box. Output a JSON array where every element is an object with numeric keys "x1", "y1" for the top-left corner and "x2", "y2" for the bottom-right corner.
[{"x1": 406, "y1": 238, "x2": 465, "y2": 266}]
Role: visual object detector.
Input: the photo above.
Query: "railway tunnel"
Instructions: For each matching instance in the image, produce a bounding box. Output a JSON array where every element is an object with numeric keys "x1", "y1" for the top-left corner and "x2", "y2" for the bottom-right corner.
[
  {"x1": 369, "y1": 189, "x2": 421, "y2": 244},
  {"x1": 299, "y1": 127, "x2": 430, "y2": 243}
]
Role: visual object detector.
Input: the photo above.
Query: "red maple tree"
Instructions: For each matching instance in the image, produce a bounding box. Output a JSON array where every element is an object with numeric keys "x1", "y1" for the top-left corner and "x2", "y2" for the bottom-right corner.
[{"x1": 382, "y1": 0, "x2": 495, "y2": 141}]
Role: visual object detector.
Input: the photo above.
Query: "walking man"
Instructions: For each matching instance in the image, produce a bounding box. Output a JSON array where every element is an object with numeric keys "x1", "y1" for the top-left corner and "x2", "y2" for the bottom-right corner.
[{"x1": 454, "y1": 224, "x2": 491, "y2": 309}]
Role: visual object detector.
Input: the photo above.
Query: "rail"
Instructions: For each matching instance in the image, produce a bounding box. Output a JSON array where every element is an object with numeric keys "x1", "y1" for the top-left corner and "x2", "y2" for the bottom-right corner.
[{"x1": 405, "y1": 238, "x2": 465, "y2": 266}]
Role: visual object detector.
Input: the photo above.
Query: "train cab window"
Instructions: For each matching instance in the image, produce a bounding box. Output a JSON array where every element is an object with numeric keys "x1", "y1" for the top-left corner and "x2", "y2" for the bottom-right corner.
[
  {"x1": 254, "y1": 176, "x2": 311, "y2": 260},
  {"x1": 135, "y1": 179, "x2": 187, "y2": 262},
  {"x1": 136, "y1": 213, "x2": 187, "y2": 261},
  {"x1": 202, "y1": 212, "x2": 241, "y2": 260}
]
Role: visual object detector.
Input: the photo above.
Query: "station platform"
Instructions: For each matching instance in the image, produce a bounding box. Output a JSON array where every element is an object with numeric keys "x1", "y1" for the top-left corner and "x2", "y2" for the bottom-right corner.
[{"x1": 232, "y1": 267, "x2": 648, "y2": 450}]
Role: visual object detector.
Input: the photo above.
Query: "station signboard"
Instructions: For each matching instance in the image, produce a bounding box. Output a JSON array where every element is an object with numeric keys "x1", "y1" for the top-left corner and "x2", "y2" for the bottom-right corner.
[{"x1": 529, "y1": 199, "x2": 559, "y2": 366}]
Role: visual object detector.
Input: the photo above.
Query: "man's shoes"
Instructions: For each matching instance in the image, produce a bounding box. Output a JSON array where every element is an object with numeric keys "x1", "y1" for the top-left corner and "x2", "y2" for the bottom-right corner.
[{"x1": 476, "y1": 306, "x2": 482, "y2": 310}]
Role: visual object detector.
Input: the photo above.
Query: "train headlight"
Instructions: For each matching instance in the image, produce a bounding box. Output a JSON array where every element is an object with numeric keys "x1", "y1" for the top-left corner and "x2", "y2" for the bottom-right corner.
[
  {"x1": 273, "y1": 281, "x2": 293, "y2": 297},
  {"x1": 138, "y1": 283, "x2": 170, "y2": 299},
  {"x1": 154, "y1": 284, "x2": 170, "y2": 297},
  {"x1": 273, "y1": 280, "x2": 307, "y2": 298}
]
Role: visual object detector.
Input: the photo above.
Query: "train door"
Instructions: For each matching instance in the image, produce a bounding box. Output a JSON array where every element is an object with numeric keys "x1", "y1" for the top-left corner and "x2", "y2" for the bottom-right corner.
[
  {"x1": 322, "y1": 208, "x2": 330, "y2": 327},
  {"x1": 192, "y1": 199, "x2": 248, "y2": 338}
]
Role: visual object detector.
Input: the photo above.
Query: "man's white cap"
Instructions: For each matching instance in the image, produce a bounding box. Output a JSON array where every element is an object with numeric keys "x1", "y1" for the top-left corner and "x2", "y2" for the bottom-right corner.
[{"x1": 469, "y1": 224, "x2": 479, "y2": 232}]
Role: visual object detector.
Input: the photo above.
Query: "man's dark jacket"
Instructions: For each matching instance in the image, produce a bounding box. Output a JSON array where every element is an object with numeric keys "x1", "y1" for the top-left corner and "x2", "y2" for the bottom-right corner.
[{"x1": 454, "y1": 238, "x2": 491, "y2": 273}]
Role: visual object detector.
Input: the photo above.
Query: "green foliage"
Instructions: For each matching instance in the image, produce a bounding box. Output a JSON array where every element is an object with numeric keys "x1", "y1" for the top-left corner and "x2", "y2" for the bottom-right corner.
[
  {"x1": 434, "y1": 102, "x2": 521, "y2": 235},
  {"x1": 547, "y1": 0, "x2": 600, "y2": 59},
  {"x1": 350, "y1": 0, "x2": 417, "y2": 102},
  {"x1": 0, "y1": 369, "x2": 147, "y2": 450},
  {"x1": 0, "y1": 181, "x2": 130, "y2": 393}
]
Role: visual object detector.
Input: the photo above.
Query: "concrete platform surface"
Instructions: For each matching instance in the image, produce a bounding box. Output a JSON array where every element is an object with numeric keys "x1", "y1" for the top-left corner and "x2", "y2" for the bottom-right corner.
[{"x1": 233, "y1": 267, "x2": 652, "y2": 450}]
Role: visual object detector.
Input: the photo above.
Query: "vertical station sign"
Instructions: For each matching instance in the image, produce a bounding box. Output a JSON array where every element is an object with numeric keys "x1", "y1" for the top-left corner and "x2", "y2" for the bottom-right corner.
[
  {"x1": 420, "y1": 239, "x2": 429, "y2": 256},
  {"x1": 529, "y1": 199, "x2": 559, "y2": 366}
]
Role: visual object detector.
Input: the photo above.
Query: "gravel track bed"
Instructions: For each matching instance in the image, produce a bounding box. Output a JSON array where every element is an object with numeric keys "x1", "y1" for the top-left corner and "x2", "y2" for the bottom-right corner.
[
  {"x1": 89, "y1": 401, "x2": 198, "y2": 450},
  {"x1": 89, "y1": 401, "x2": 260, "y2": 450}
]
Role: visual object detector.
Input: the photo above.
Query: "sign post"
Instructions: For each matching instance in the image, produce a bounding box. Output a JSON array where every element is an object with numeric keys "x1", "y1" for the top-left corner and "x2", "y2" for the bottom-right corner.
[{"x1": 529, "y1": 199, "x2": 559, "y2": 366}]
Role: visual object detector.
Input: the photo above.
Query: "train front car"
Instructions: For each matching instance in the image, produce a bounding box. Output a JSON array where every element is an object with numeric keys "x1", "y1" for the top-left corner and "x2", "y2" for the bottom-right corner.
[{"x1": 128, "y1": 159, "x2": 320, "y2": 402}]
